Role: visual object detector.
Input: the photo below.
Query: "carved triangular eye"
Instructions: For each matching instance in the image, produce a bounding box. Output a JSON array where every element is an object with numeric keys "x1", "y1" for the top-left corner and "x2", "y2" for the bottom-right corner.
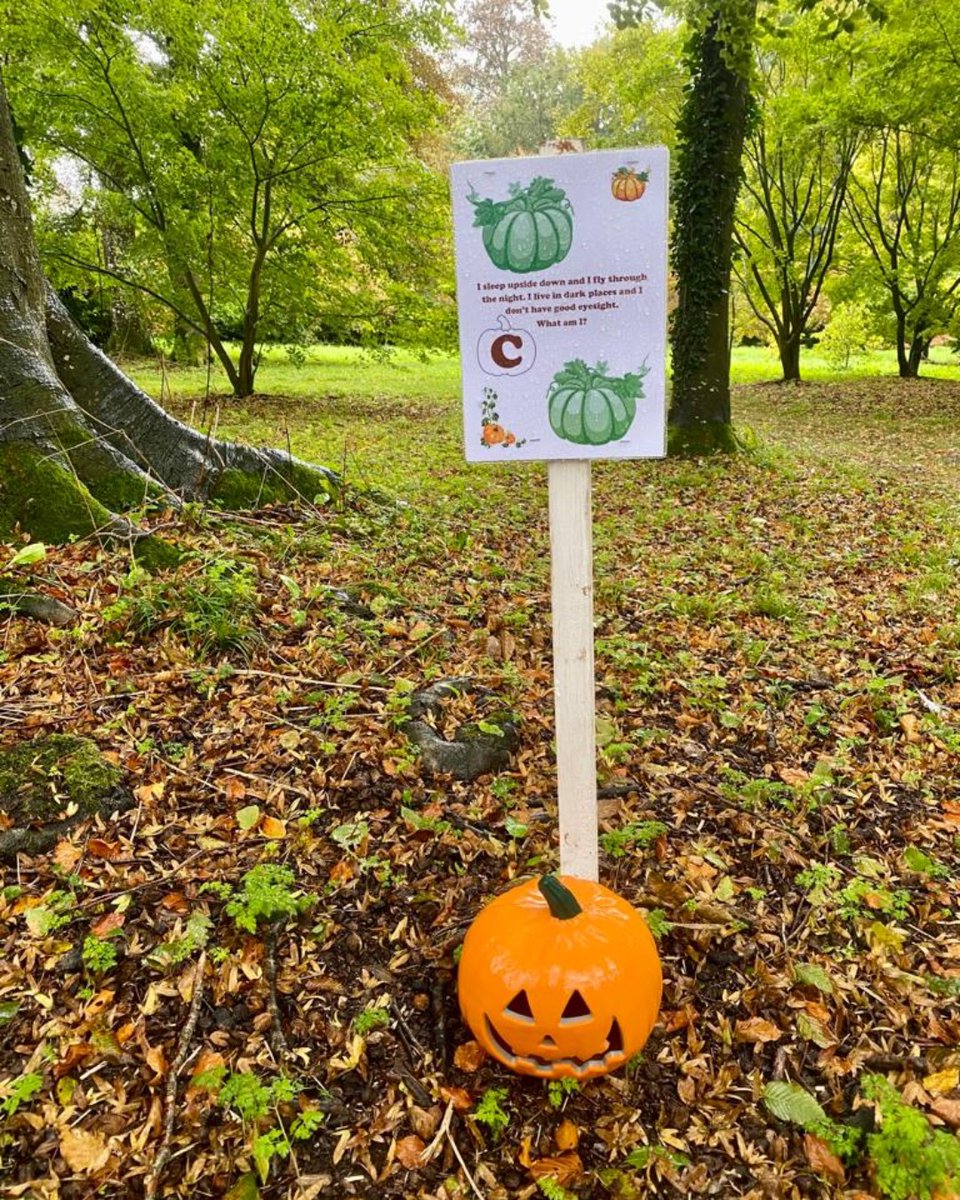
[
  {"x1": 505, "y1": 990, "x2": 534, "y2": 1018},
  {"x1": 560, "y1": 990, "x2": 591, "y2": 1020},
  {"x1": 606, "y1": 1017, "x2": 624, "y2": 1053}
]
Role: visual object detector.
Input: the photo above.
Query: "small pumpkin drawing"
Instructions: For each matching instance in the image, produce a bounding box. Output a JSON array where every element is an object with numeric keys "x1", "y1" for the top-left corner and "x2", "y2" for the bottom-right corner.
[
  {"x1": 457, "y1": 874, "x2": 662, "y2": 1080},
  {"x1": 547, "y1": 359, "x2": 648, "y2": 447},
  {"x1": 469, "y1": 177, "x2": 574, "y2": 274},
  {"x1": 611, "y1": 166, "x2": 649, "y2": 202},
  {"x1": 481, "y1": 422, "x2": 507, "y2": 446}
]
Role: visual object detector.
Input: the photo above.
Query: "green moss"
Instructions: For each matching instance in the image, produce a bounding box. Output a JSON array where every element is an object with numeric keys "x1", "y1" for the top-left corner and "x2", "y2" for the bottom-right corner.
[
  {"x1": 133, "y1": 535, "x2": 183, "y2": 571},
  {"x1": 0, "y1": 734, "x2": 122, "y2": 826},
  {"x1": 0, "y1": 444, "x2": 113, "y2": 542},
  {"x1": 667, "y1": 420, "x2": 742, "y2": 458},
  {"x1": 209, "y1": 463, "x2": 338, "y2": 510}
]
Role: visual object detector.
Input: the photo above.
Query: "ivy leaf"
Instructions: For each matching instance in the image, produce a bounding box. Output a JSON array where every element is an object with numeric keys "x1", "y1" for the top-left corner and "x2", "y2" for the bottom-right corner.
[{"x1": 763, "y1": 1081, "x2": 827, "y2": 1129}]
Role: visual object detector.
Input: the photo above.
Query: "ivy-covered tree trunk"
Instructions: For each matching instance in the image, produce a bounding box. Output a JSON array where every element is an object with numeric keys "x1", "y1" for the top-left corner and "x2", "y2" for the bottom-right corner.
[
  {"x1": 0, "y1": 72, "x2": 335, "y2": 545},
  {"x1": 668, "y1": 5, "x2": 756, "y2": 455}
]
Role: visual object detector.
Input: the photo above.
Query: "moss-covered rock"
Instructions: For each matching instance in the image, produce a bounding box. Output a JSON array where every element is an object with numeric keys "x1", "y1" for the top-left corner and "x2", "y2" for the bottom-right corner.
[{"x1": 0, "y1": 734, "x2": 130, "y2": 859}]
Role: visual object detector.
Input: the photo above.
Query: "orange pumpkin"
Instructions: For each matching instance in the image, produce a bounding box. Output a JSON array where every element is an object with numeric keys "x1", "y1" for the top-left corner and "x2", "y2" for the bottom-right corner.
[
  {"x1": 611, "y1": 167, "x2": 649, "y2": 202},
  {"x1": 458, "y1": 874, "x2": 662, "y2": 1080},
  {"x1": 481, "y1": 422, "x2": 507, "y2": 445}
]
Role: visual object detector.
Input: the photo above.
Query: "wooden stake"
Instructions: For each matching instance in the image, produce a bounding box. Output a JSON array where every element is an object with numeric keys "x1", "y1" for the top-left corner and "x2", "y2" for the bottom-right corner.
[{"x1": 548, "y1": 459, "x2": 598, "y2": 881}]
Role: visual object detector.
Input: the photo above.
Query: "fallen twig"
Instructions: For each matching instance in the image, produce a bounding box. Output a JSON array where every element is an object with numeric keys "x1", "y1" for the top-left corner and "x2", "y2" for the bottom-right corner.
[
  {"x1": 146, "y1": 951, "x2": 207, "y2": 1200},
  {"x1": 264, "y1": 929, "x2": 291, "y2": 1058}
]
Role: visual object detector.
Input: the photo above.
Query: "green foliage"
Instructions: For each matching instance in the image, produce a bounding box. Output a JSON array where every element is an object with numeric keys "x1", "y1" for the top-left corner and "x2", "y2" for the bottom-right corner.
[
  {"x1": 764, "y1": 1073, "x2": 960, "y2": 1198},
  {"x1": 546, "y1": 1077, "x2": 579, "y2": 1108},
  {"x1": 644, "y1": 908, "x2": 673, "y2": 939},
  {"x1": 625, "y1": 1143, "x2": 691, "y2": 1170},
  {"x1": 150, "y1": 911, "x2": 213, "y2": 967},
  {"x1": 864, "y1": 1075, "x2": 960, "y2": 1200},
  {"x1": 473, "y1": 1088, "x2": 510, "y2": 1140},
  {"x1": 81, "y1": 934, "x2": 120, "y2": 976},
  {"x1": 599, "y1": 820, "x2": 667, "y2": 858},
  {"x1": 104, "y1": 557, "x2": 261, "y2": 660},
  {"x1": 225, "y1": 865, "x2": 310, "y2": 934},
  {"x1": 537, "y1": 1179, "x2": 578, "y2": 1200},
  {"x1": 16, "y1": 0, "x2": 454, "y2": 392},
  {"x1": 1, "y1": 1072, "x2": 43, "y2": 1118},
  {"x1": 354, "y1": 1005, "x2": 390, "y2": 1035},
  {"x1": 818, "y1": 302, "x2": 883, "y2": 370}
]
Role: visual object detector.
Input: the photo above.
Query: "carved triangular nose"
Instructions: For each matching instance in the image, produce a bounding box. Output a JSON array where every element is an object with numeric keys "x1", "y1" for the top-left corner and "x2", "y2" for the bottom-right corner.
[{"x1": 540, "y1": 1035, "x2": 557, "y2": 1048}]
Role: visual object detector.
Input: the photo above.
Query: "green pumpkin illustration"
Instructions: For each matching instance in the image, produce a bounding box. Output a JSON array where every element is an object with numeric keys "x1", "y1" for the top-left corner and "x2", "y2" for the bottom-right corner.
[
  {"x1": 468, "y1": 177, "x2": 574, "y2": 274},
  {"x1": 548, "y1": 360, "x2": 648, "y2": 446}
]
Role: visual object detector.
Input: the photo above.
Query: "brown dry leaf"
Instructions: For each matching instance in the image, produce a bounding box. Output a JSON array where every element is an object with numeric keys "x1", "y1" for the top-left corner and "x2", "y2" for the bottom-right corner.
[
  {"x1": 60, "y1": 1126, "x2": 111, "y2": 1174},
  {"x1": 438, "y1": 1086, "x2": 472, "y2": 1111},
  {"x1": 90, "y1": 911, "x2": 125, "y2": 938},
  {"x1": 528, "y1": 1152, "x2": 583, "y2": 1186},
  {"x1": 803, "y1": 1134, "x2": 845, "y2": 1184},
  {"x1": 931, "y1": 1098, "x2": 960, "y2": 1128},
  {"x1": 394, "y1": 1135, "x2": 425, "y2": 1169},
  {"x1": 134, "y1": 780, "x2": 164, "y2": 803},
  {"x1": 52, "y1": 839, "x2": 82, "y2": 873},
  {"x1": 453, "y1": 1040, "x2": 487, "y2": 1072},
  {"x1": 186, "y1": 1050, "x2": 226, "y2": 1099},
  {"x1": 555, "y1": 1118, "x2": 579, "y2": 1151},
  {"x1": 900, "y1": 712, "x2": 920, "y2": 742},
  {"x1": 87, "y1": 838, "x2": 120, "y2": 860},
  {"x1": 260, "y1": 815, "x2": 287, "y2": 839},
  {"x1": 223, "y1": 776, "x2": 247, "y2": 801},
  {"x1": 735, "y1": 1017, "x2": 781, "y2": 1043},
  {"x1": 779, "y1": 767, "x2": 810, "y2": 787},
  {"x1": 145, "y1": 1044, "x2": 167, "y2": 1077},
  {"x1": 160, "y1": 891, "x2": 190, "y2": 913},
  {"x1": 409, "y1": 1105, "x2": 442, "y2": 1140}
]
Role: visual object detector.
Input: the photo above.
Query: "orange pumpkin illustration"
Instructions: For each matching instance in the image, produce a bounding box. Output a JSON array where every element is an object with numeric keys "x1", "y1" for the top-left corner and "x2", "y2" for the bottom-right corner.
[
  {"x1": 481, "y1": 422, "x2": 507, "y2": 445},
  {"x1": 458, "y1": 874, "x2": 662, "y2": 1080},
  {"x1": 611, "y1": 167, "x2": 649, "y2": 202}
]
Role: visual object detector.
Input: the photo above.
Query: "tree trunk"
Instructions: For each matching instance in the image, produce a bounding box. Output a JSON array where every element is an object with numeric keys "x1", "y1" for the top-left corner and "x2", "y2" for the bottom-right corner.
[
  {"x1": 904, "y1": 331, "x2": 924, "y2": 378},
  {"x1": 668, "y1": 7, "x2": 755, "y2": 456},
  {"x1": 0, "y1": 71, "x2": 335, "y2": 546},
  {"x1": 778, "y1": 332, "x2": 802, "y2": 383}
]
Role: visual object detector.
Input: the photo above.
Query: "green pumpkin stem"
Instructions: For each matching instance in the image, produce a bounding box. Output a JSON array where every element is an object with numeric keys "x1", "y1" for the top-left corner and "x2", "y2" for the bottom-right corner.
[{"x1": 538, "y1": 874, "x2": 583, "y2": 920}]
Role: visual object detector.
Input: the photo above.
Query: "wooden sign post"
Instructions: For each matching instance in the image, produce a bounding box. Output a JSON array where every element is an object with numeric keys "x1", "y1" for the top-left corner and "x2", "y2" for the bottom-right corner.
[{"x1": 451, "y1": 148, "x2": 669, "y2": 881}]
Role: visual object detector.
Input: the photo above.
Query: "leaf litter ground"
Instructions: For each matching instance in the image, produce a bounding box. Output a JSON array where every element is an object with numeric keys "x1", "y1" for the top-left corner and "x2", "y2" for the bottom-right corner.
[{"x1": 2, "y1": 370, "x2": 960, "y2": 1199}]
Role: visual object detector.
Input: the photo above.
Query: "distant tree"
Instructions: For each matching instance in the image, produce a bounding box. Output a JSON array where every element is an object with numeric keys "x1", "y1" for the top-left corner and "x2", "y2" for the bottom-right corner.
[
  {"x1": 453, "y1": 50, "x2": 581, "y2": 158},
  {"x1": 11, "y1": 0, "x2": 451, "y2": 398},
  {"x1": 562, "y1": 21, "x2": 685, "y2": 150},
  {"x1": 453, "y1": 0, "x2": 552, "y2": 99},
  {"x1": 0, "y1": 71, "x2": 334, "y2": 546},
  {"x1": 733, "y1": 21, "x2": 858, "y2": 381},
  {"x1": 844, "y1": 127, "x2": 960, "y2": 377}
]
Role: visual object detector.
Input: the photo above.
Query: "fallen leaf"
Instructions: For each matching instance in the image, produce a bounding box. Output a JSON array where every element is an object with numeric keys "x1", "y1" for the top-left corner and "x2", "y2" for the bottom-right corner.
[
  {"x1": 260, "y1": 815, "x2": 287, "y2": 839},
  {"x1": 803, "y1": 1133, "x2": 845, "y2": 1184},
  {"x1": 900, "y1": 713, "x2": 920, "y2": 742},
  {"x1": 60, "y1": 1126, "x2": 110, "y2": 1174},
  {"x1": 736, "y1": 1017, "x2": 781, "y2": 1043},
  {"x1": 439, "y1": 1086, "x2": 472, "y2": 1111},
  {"x1": 236, "y1": 804, "x2": 260, "y2": 831},
  {"x1": 90, "y1": 911, "x2": 125, "y2": 938},
  {"x1": 87, "y1": 838, "x2": 120, "y2": 860},
  {"x1": 409, "y1": 1105, "x2": 442, "y2": 1140},
  {"x1": 52, "y1": 839, "x2": 82, "y2": 872},
  {"x1": 924, "y1": 1068, "x2": 960, "y2": 1096},
  {"x1": 395, "y1": 1135, "x2": 425, "y2": 1168},
  {"x1": 555, "y1": 1118, "x2": 579, "y2": 1151},
  {"x1": 528, "y1": 1152, "x2": 583, "y2": 1186},
  {"x1": 931, "y1": 1098, "x2": 960, "y2": 1128},
  {"x1": 453, "y1": 1040, "x2": 487, "y2": 1073},
  {"x1": 224, "y1": 777, "x2": 247, "y2": 802},
  {"x1": 779, "y1": 767, "x2": 809, "y2": 787}
]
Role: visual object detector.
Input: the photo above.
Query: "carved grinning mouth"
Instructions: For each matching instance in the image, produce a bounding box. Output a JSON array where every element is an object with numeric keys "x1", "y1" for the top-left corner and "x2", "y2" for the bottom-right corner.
[{"x1": 484, "y1": 1013, "x2": 626, "y2": 1077}]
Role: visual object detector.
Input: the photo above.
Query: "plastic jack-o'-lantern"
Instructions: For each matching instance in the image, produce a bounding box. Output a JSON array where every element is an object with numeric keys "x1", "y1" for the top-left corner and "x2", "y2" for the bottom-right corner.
[{"x1": 458, "y1": 874, "x2": 662, "y2": 1080}]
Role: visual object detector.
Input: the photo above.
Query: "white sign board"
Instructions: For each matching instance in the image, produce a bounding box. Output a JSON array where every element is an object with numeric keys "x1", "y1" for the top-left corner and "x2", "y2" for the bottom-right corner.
[{"x1": 451, "y1": 147, "x2": 668, "y2": 462}]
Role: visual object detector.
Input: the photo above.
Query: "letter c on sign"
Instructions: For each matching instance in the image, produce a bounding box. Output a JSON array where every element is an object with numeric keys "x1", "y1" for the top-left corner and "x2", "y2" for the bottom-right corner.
[
  {"x1": 477, "y1": 316, "x2": 536, "y2": 377},
  {"x1": 492, "y1": 334, "x2": 523, "y2": 369}
]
